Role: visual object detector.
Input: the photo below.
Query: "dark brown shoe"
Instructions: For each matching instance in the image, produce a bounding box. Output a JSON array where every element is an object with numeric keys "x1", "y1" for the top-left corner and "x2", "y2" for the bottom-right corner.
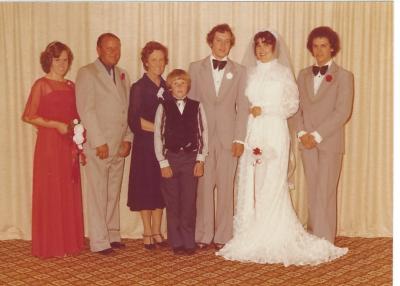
[
  {"x1": 173, "y1": 246, "x2": 185, "y2": 255},
  {"x1": 97, "y1": 248, "x2": 114, "y2": 255},
  {"x1": 185, "y1": 248, "x2": 196, "y2": 255},
  {"x1": 110, "y1": 242, "x2": 126, "y2": 249},
  {"x1": 214, "y1": 243, "x2": 225, "y2": 250},
  {"x1": 143, "y1": 234, "x2": 155, "y2": 250}
]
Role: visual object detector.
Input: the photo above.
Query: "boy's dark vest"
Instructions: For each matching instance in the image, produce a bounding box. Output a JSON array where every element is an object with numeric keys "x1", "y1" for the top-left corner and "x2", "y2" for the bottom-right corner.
[{"x1": 162, "y1": 98, "x2": 199, "y2": 153}]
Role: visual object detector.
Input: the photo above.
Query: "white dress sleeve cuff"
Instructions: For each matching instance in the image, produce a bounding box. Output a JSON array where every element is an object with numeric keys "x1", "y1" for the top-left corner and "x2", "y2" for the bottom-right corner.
[
  {"x1": 311, "y1": 131, "x2": 323, "y2": 143},
  {"x1": 159, "y1": 160, "x2": 170, "y2": 168}
]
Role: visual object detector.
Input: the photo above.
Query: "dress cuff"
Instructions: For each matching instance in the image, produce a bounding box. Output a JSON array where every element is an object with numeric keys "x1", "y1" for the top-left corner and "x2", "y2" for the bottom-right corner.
[
  {"x1": 311, "y1": 131, "x2": 323, "y2": 143},
  {"x1": 159, "y1": 160, "x2": 170, "y2": 168},
  {"x1": 233, "y1": 140, "x2": 245, "y2": 145},
  {"x1": 196, "y1": 154, "x2": 205, "y2": 162}
]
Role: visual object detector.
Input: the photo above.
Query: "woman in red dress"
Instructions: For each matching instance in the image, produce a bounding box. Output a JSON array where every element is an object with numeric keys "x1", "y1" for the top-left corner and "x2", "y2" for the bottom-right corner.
[{"x1": 22, "y1": 42, "x2": 85, "y2": 258}]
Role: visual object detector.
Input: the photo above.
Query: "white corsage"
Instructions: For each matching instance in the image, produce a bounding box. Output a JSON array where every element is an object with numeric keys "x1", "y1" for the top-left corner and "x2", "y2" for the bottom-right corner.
[
  {"x1": 72, "y1": 119, "x2": 85, "y2": 150},
  {"x1": 226, "y1": 72, "x2": 233, "y2": 80},
  {"x1": 156, "y1": 87, "x2": 165, "y2": 100}
]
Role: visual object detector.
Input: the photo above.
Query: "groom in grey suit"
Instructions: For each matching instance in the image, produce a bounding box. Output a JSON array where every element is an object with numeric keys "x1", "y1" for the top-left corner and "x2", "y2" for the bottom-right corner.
[
  {"x1": 295, "y1": 26, "x2": 354, "y2": 244},
  {"x1": 75, "y1": 33, "x2": 132, "y2": 254},
  {"x1": 188, "y1": 24, "x2": 249, "y2": 250}
]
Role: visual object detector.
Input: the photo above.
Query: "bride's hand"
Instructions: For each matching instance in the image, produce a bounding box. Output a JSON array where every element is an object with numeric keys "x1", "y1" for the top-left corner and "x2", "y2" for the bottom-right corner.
[{"x1": 250, "y1": 106, "x2": 262, "y2": 117}]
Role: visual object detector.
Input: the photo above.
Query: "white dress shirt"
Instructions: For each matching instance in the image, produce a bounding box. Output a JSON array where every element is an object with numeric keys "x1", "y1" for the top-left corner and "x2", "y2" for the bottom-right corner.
[{"x1": 210, "y1": 55, "x2": 228, "y2": 95}]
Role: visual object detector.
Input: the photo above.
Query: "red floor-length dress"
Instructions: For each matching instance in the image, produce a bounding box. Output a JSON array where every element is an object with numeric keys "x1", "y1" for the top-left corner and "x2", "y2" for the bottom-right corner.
[{"x1": 23, "y1": 77, "x2": 85, "y2": 258}]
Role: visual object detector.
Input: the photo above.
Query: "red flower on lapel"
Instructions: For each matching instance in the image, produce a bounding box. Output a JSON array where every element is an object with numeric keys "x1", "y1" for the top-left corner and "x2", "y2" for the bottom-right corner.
[
  {"x1": 325, "y1": 74, "x2": 333, "y2": 82},
  {"x1": 253, "y1": 147, "x2": 262, "y2": 156},
  {"x1": 120, "y1": 73, "x2": 125, "y2": 80}
]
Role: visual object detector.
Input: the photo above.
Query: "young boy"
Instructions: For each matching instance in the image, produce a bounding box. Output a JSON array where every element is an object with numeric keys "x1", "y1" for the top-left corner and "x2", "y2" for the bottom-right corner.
[{"x1": 154, "y1": 69, "x2": 208, "y2": 255}]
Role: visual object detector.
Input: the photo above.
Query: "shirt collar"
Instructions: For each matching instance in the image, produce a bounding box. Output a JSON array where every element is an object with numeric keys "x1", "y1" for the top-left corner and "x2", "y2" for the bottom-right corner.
[
  {"x1": 210, "y1": 54, "x2": 228, "y2": 62},
  {"x1": 314, "y1": 59, "x2": 333, "y2": 67}
]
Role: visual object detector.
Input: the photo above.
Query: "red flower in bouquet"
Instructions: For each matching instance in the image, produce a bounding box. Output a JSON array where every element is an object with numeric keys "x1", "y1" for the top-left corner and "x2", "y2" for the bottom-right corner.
[
  {"x1": 120, "y1": 73, "x2": 125, "y2": 80},
  {"x1": 325, "y1": 74, "x2": 333, "y2": 82},
  {"x1": 252, "y1": 147, "x2": 263, "y2": 165}
]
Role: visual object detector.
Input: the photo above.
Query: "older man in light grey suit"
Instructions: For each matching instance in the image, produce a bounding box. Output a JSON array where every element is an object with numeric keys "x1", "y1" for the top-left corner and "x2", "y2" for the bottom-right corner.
[
  {"x1": 188, "y1": 24, "x2": 249, "y2": 250},
  {"x1": 295, "y1": 26, "x2": 354, "y2": 244},
  {"x1": 75, "y1": 33, "x2": 132, "y2": 254}
]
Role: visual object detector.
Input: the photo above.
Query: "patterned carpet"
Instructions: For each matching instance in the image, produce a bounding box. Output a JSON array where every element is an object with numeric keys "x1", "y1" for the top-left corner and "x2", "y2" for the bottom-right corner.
[{"x1": 0, "y1": 237, "x2": 392, "y2": 286}]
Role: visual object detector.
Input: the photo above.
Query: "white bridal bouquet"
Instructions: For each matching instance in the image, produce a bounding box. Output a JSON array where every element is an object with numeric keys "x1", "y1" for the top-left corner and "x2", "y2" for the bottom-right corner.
[{"x1": 72, "y1": 119, "x2": 85, "y2": 150}]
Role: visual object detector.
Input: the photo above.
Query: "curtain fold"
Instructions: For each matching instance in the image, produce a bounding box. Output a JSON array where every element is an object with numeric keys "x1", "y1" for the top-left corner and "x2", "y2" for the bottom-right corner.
[{"x1": 0, "y1": 2, "x2": 392, "y2": 240}]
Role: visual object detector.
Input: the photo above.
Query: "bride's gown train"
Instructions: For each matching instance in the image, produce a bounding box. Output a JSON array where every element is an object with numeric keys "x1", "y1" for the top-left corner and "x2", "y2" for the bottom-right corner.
[{"x1": 217, "y1": 60, "x2": 348, "y2": 266}]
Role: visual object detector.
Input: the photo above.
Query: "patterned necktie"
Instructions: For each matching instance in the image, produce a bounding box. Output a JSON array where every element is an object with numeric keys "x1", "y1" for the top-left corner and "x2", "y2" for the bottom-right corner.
[{"x1": 312, "y1": 65, "x2": 329, "y2": 76}]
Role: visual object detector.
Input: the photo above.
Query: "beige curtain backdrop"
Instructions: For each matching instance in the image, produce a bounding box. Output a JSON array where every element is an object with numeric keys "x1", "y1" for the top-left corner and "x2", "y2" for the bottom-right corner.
[{"x1": 0, "y1": 2, "x2": 392, "y2": 240}]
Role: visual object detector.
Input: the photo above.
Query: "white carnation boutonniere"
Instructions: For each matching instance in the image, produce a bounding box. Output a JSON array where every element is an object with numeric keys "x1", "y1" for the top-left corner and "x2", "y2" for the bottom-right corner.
[
  {"x1": 156, "y1": 87, "x2": 165, "y2": 100},
  {"x1": 226, "y1": 72, "x2": 233, "y2": 80}
]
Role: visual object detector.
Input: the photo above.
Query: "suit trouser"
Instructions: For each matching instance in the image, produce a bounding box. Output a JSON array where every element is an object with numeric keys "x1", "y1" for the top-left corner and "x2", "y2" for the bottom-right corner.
[
  {"x1": 162, "y1": 151, "x2": 197, "y2": 250},
  {"x1": 195, "y1": 139, "x2": 237, "y2": 245},
  {"x1": 84, "y1": 147, "x2": 125, "y2": 252},
  {"x1": 301, "y1": 148, "x2": 343, "y2": 243}
]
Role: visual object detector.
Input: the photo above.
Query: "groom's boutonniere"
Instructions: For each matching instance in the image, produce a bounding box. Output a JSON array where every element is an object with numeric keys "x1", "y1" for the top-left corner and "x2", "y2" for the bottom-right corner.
[
  {"x1": 325, "y1": 74, "x2": 333, "y2": 82},
  {"x1": 120, "y1": 73, "x2": 125, "y2": 81},
  {"x1": 226, "y1": 72, "x2": 233, "y2": 80}
]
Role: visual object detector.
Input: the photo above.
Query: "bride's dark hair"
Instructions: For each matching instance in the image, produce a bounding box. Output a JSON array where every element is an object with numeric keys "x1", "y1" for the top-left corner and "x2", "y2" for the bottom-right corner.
[{"x1": 253, "y1": 31, "x2": 276, "y2": 53}]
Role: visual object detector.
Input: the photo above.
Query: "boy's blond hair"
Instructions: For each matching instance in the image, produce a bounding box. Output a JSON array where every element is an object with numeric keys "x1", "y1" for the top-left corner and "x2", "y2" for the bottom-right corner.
[{"x1": 166, "y1": 69, "x2": 191, "y2": 92}]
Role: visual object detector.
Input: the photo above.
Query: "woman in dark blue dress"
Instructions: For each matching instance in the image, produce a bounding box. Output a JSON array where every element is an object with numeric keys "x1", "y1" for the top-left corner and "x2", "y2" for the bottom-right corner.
[{"x1": 128, "y1": 41, "x2": 170, "y2": 249}]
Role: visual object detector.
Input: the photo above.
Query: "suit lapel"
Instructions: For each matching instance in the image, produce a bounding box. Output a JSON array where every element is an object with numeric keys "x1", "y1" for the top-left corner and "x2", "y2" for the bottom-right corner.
[
  {"x1": 313, "y1": 61, "x2": 339, "y2": 102},
  {"x1": 94, "y1": 59, "x2": 123, "y2": 104},
  {"x1": 305, "y1": 67, "x2": 316, "y2": 102},
  {"x1": 114, "y1": 67, "x2": 128, "y2": 104},
  {"x1": 200, "y1": 57, "x2": 217, "y2": 100},
  {"x1": 217, "y1": 59, "x2": 234, "y2": 101}
]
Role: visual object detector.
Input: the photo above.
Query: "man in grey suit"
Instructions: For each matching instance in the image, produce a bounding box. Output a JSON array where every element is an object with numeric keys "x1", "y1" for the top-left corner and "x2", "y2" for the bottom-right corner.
[
  {"x1": 295, "y1": 26, "x2": 354, "y2": 244},
  {"x1": 75, "y1": 33, "x2": 132, "y2": 254},
  {"x1": 188, "y1": 24, "x2": 249, "y2": 250}
]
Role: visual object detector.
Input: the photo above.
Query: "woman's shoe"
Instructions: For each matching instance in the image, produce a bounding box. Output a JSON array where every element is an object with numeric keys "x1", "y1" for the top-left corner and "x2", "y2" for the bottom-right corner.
[
  {"x1": 152, "y1": 233, "x2": 169, "y2": 247},
  {"x1": 143, "y1": 234, "x2": 155, "y2": 250}
]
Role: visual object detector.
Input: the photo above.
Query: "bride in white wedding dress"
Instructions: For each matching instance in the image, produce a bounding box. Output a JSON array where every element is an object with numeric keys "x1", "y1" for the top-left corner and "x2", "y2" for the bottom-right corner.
[{"x1": 216, "y1": 30, "x2": 348, "y2": 266}]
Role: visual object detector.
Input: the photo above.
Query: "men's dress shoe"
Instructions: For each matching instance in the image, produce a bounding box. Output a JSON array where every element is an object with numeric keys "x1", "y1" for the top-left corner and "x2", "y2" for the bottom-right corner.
[
  {"x1": 173, "y1": 246, "x2": 185, "y2": 255},
  {"x1": 196, "y1": 243, "x2": 209, "y2": 250},
  {"x1": 97, "y1": 248, "x2": 114, "y2": 255},
  {"x1": 214, "y1": 243, "x2": 225, "y2": 250},
  {"x1": 185, "y1": 248, "x2": 196, "y2": 255},
  {"x1": 110, "y1": 242, "x2": 126, "y2": 249}
]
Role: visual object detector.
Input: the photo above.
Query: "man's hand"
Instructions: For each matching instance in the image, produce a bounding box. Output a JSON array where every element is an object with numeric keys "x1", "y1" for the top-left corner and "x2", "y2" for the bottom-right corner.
[
  {"x1": 118, "y1": 141, "x2": 131, "y2": 157},
  {"x1": 250, "y1": 106, "x2": 262, "y2": 118},
  {"x1": 193, "y1": 161, "x2": 204, "y2": 177},
  {"x1": 300, "y1": 133, "x2": 317, "y2": 149},
  {"x1": 96, "y1": 144, "x2": 109, "y2": 159},
  {"x1": 232, "y1": 142, "x2": 244, "y2": 157},
  {"x1": 161, "y1": 166, "x2": 173, "y2": 178}
]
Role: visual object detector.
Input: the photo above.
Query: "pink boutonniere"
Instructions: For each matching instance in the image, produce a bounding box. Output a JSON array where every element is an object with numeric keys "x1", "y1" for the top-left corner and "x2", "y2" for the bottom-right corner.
[
  {"x1": 120, "y1": 73, "x2": 125, "y2": 80},
  {"x1": 325, "y1": 74, "x2": 333, "y2": 82}
]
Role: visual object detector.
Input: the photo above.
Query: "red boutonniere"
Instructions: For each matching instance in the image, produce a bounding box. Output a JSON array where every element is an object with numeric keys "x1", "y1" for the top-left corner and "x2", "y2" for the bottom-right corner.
[
  {"x1": 120, "y1": 73, "x2": 125, "y2": 80},
  {"x1": 325, "y1": 74, "x2": 333, "y2": 82}
]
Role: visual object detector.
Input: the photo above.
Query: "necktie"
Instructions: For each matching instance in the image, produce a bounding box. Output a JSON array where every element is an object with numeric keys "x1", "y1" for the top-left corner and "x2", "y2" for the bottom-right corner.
[
  {"x1": 312, "y1": 65, "x2": 329, "y2": 76},
  {"x1": 212, "y1": 59, "x2": 227, "y2": 71}
]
